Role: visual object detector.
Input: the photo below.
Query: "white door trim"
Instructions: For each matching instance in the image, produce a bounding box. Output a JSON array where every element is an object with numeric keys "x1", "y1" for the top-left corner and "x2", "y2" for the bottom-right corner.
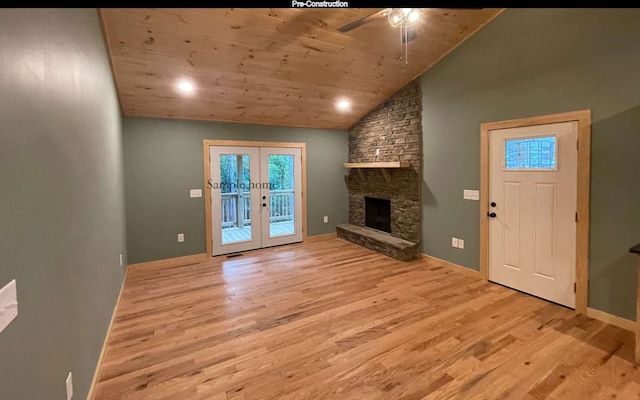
[{"x1": 480, "y1": 110, "x2": 591, "y2": 313}]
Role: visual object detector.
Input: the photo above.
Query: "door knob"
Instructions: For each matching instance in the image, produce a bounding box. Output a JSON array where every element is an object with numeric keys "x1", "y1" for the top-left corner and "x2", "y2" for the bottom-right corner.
[
  {"x1": 487, "y1": 212, "x2": 497, "y2": 218},
  {"x1": 490, "y1": 202, "x2": 497, "y2": 207},
  {"x1": 262, "y1": 196, "x2": 266, "y2": 200}
]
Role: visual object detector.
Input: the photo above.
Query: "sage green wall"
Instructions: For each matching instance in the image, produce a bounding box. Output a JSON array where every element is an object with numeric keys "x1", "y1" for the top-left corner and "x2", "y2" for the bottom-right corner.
[
  {"x1": 0, "y1": 9, "x2": 126, "y2": 400},
  {"x1": 421, "y1": 8, "x2": 640, "y2": 320},
  {"x1": 123, "y1": 117, "x2": 348, "y2": 264}
]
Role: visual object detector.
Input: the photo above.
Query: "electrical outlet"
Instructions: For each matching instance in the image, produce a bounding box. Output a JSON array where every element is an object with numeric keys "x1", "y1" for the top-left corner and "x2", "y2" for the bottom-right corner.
[
  {"x1": 452, "y1": 237, "x2": 458, "y2": 248},
  {"x1": 458, "y1": 239, "x2": 465, "y2": 249},
  {"x1": 190, "y1": 189, "x2": 202, "y2": 198},
  {"x1": 323, "y1": 216, "x2": 328, "y2": 223},
  {"x1": 65, "y1": 372, "x2": 73, "y2": 400},
  {"x1": 375, "y1": 148, "x2": 380, "y2": 156},
  {"x1": 119, "y1": 254, "x2": 123, "y2": 267},
  {"x1": 177, "y1": 233, "x2": 185, "y2": 243}
]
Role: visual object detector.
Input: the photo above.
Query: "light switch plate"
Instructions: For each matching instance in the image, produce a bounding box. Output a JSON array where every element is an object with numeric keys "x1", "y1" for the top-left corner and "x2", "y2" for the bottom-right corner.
[
  {"x1": 190, "y1": 189, "x2": 202, "y2": 198},
  {"x1": 458, "y1": 239, "x2": 465, "y2": 249},
  {"x1": 177, "y1": 233, "x2": 185, "y2": 243},
  {"x1": 323, "y1": 216, "x2": 328, "y2": 223},
  {"x1": 452, "y1": 238, "x2": 458, "y2": 248},
  {"x1": 463, "y1": 190, "x2": 480, "y2": 201},
  {"x1": 0, "y1": 279, "x2": 18, "y2": 334}
]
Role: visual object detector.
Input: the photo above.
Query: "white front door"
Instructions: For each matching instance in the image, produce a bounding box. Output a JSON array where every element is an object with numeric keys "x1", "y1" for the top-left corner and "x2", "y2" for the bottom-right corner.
[
  {"x1": 489, "y1": 121, "x2": 578, "y2": 308},
  {"x1": 210, "y1": 146, "x2": 303, "y2": 256}
]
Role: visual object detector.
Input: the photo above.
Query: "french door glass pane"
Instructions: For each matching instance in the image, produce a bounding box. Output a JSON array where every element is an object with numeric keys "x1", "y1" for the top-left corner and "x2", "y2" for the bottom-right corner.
[
  {"x1": 220, "y1": 154, "x2": 252, "y2": 244},
  {"x1": 268, "y1": 154, "x2": 295, "y2": 237}
]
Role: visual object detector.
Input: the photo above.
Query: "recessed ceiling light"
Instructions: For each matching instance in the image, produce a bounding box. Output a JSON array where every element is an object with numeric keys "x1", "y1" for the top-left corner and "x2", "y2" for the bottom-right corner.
[
  {"x1": 336, "y1": 99, "x2": 351, "y2": 112},
  {"x1": 176, "y1": 79, "x2": 195, "y2": 94}
]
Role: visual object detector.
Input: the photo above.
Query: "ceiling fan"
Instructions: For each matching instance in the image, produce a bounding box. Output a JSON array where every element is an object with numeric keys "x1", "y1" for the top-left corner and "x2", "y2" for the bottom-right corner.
[
  {"x1": 337, "y1": 8, "x2": 482, "y2": 42},
  {"x1": 337, "y1": 8, "x2": 482, "y2": 65}
]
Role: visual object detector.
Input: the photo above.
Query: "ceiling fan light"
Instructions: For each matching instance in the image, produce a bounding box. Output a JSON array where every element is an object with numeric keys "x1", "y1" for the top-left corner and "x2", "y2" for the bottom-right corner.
[
  {"x1": 407, "y1": 10, "x2": 423, "y2": 24},
  {"x1": 388, "y1": 8, "x2": 424, "y2": 27},
  {"x1": 388, "y1": 10, "x2": 403, "y2": 27}
]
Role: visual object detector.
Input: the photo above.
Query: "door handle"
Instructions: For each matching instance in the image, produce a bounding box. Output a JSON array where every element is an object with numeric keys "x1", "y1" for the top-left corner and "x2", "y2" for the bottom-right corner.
[
  {"x1": 490, "y1": 202, "x2": 497, "y2": 207},
  {"x1": 487, "y1": 212, "x2": 497, "y2": 218},
  {"x1": 262, "y1": 203, "x2": 267, "y2": 207},
  {"x1": 262, "y1": 196, "x2": 266, "y2": 200}
]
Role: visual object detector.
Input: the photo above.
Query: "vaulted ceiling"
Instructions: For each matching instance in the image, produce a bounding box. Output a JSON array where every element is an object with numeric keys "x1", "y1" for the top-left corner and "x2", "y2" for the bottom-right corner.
[{"x1": 99, "y1": 8, "x2": 503, "y2": 130}]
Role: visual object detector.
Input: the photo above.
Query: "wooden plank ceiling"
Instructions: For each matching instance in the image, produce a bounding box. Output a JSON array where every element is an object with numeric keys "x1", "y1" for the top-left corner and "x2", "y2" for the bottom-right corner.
[{"x1": 100, "y1": 8, "x2": 503, "y2": 130}]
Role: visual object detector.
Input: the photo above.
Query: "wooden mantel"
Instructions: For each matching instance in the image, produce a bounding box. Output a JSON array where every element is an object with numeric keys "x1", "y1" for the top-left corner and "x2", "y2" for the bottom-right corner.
[{"x1": 344, "y1": 161, "x2": 410, "y2": 183}]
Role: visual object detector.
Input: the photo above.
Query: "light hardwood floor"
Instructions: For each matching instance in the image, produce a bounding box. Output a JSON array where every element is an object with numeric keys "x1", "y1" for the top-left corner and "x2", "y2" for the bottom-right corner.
[{"x1": 92, "y1": 237, "x2": 640, "y2": 399}]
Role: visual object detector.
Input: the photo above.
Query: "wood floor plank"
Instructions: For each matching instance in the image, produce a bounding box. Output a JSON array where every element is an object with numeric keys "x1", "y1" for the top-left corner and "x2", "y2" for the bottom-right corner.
[{"x1": 92, "y1": 238, "x2": 638, "y2": 399}]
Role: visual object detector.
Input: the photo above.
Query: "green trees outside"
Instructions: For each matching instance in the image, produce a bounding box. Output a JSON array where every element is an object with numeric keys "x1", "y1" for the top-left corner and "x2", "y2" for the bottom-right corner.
[
  {"x1": 268, "y1": 155, "x2": 294, "y2": 191},
  {"x1": 219, "y1": 155, "x2": 250, "y2": 193},
  {"x1": 218, "y1": 154, "x2": 294, "y2": 193}
]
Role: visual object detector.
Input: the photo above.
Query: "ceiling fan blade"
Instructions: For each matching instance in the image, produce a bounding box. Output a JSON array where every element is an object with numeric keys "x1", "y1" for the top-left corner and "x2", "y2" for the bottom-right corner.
[{"x1": 337, "y1": 9, "x2": 389, "y2": 33}]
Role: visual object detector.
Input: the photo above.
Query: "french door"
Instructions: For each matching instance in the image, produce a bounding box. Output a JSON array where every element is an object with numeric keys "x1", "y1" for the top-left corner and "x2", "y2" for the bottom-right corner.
[{"x1": 209, "y1": 145, "x2": 303, "y2": 256}]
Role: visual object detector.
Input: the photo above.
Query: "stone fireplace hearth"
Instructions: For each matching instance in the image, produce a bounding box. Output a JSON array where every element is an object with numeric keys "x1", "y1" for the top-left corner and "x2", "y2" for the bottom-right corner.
[{"x1": 337, "y1": 81, "x2": 422, "y2": 261}]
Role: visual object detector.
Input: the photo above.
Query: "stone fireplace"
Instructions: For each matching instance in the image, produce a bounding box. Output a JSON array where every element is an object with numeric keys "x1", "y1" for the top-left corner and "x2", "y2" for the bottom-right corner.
[{"x1": 337, "y1": 81, "x2": 422, "y2": 261}]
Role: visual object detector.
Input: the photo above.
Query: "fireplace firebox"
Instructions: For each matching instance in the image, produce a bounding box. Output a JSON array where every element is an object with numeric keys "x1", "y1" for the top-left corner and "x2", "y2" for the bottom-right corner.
[{"x1": 365, "y1": 197, "x2": 391, "y2": 234}]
